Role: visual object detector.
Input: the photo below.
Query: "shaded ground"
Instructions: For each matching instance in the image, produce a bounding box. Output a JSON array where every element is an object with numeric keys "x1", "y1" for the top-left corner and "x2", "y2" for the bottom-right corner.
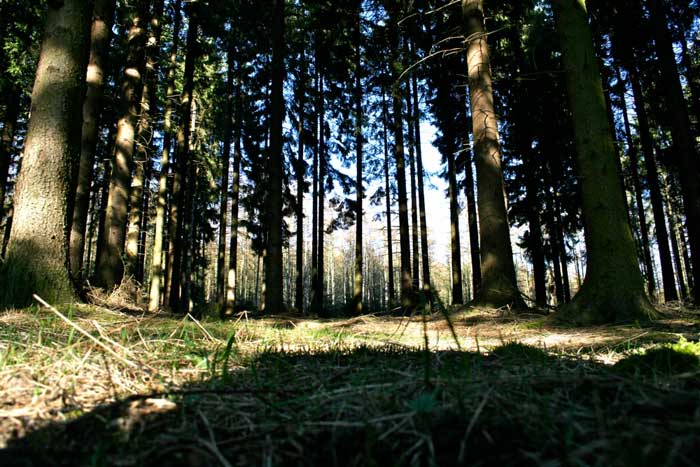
[{"x1": 0, "y1": 304, "x2": 699, "y2": 465}]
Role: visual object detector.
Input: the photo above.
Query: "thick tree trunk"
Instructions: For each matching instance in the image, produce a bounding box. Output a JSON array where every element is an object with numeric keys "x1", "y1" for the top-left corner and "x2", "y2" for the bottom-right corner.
[
  {"x1": 551, "y1": 0, "x2": 656, "y2": 324},
  {"x1": 70, "y1": 0, "x2": 116, "y2": 284},
  {"x1": 648, "y1": 0, "x2": 700, "y2": 302},
  {"x1": 352, "y1": 18, "x2": 364, "y2": 315},
  {"x1": 463, "y1": 0, "x2": 523, "y2": 308},
  {"x1": 125, "y1": 0, "x2": 165, "y2": 282},
  {"x1": 96, "y1": 2, "x2": 148, "y2": 289},
  {"x1": 1, "y1": 0, "x2": 92, "y2": 306},
  {"x1": 628, "y1": 67, "x2": 678, "y2": 302},
  {"x1": 148, "y1": 0, "x2": 181, "y2": 312},
  {"x1": 264, "y1": 0, "x2": 285, "y2": 314}
]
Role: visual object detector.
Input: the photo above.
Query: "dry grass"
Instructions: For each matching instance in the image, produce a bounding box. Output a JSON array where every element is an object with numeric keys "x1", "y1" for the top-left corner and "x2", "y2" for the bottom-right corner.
[{"x1": 0, "y1": 302, "x2": 699, "y2": 466}]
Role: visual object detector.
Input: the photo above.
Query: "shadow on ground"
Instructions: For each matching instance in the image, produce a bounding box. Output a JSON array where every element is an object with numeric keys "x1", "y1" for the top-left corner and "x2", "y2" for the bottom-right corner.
[{"x1": 1, "y1": 342, "x2": 699, "y2": 467}]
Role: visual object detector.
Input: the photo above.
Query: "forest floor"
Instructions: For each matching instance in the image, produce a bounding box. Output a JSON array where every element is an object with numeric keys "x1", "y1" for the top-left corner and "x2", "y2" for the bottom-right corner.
[{"x1": 0, "y1": 302, "x2": 699, "y2": 466}]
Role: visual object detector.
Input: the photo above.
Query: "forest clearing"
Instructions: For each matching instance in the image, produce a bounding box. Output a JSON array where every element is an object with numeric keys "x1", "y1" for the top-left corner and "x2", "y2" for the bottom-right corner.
[{"x1": 1, "y1": 303, "x2": 699, "y2": 465}]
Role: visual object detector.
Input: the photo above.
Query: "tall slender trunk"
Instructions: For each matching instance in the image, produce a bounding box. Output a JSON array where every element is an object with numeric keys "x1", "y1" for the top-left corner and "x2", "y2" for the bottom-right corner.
[
  {"x1": 148, "y1": 0, "x2": 181, "y2": 312},
  {"x1": 310, "y1": 65, "x2": 319, "y2": 313},
  {"x1": 678, "y1": 24, "x2": 700, "y2": 132},
  {"x1": 313, "y1": 69, "x2": 327, "y2": 316},
  {"x1": 410, "y1": 49, "x2": 431, "y2": 296},
  {"x1": 225, "y1": 99, "x2": 242, "y2": 315},
  {"x1": 628, "y1": 67, "x2": 678, "y2": 302},
  {"x1": 352, "y1": 17, "x2": 364, "y2": 315},
  {"x1": 381, "y1": 90, "x2": 396, "y2": 304},
  {"x1": 649, "y1": 0, "x2": 700, "y2": 301},
  {"x1": 387, "y1": 4, "x2": 413, "y2": 309},
  {"x1": 463, "y1": 0, "x2": 522, "y2": 308},
  {"x1": 295, "y1": 56, "x2": 306, "y2": 314},
  {"x1": 0, "y1": 91, "x2": 19, "y2": 223},
  {"x1": 406, "y1": 85, "x2": 420, "y2": 290},
  {"x1": 264, "y1": 0, "x2": 285, "y2": 314},
  {"x1": 70, "y1": 0, "x2": 116, "y2": 283},
  {"x1": 1, "y1": 0, "x2": 92, "y2": 306},
  {"x1": 663, "y1": 174, "x2": 689, "y2": 300},
  {"x1": 615, "y1": 68, "x2": 656, "y2": 298},
  {"x1": 551, "y1": 0, "x2": 656, "y2": 324},
  {"x1": 96, "y1": 1, "x2": 148, "y2": 289},
  {"x1": 217, "y1": 42, "x2": 235, "y2": 306},
  {"x1": 125, "y1": 0, "x2": 165, "y2": 282},
  {"x1": 447, "y1": 143, "x2": 464, "y2": 306},
  {"x1": 168, "y1": 5, "x2": 198, "y2": 310},
  {"x1": 463, "y1": 146, "x2": 481, "y2": 296}
]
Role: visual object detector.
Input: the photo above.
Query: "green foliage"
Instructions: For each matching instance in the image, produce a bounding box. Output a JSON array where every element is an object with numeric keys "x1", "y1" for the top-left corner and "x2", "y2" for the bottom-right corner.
[{"x1": 614, "y1": 338, "x2": 700, "y2": 376}]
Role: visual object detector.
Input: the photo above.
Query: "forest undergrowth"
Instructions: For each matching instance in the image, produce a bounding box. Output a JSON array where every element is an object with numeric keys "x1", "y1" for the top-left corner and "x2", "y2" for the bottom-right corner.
[{"x1": 0, "y1": 303, "x2": 699, "y2": 466}]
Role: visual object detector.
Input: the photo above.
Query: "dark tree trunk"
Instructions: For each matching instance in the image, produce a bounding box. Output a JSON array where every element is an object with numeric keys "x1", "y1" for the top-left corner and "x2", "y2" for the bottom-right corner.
[
  {"x1": 96, "y1": 1, "x2": 148, "y2": 289},
  {"x1": 295, "y1": 54, "x2": 306, "y2": 314},
  {"x1": 405, "y1": 82, "x2": 420, "y2": 291},
  {"x1": 551, "y1": 0, "x2": 656, "y2": 324},
  {"x1": 381, "y1": 91, "x2": 396, "y2": 305},
  {"x1": 149, "y1": 0, "x2": 181, "y2": 312},
  {"x1": 352, "y1": 16, "x2": 364, "y2": 315},
  {"x1": 628, "y1": 67, "x2": 678, "y2": 302},
  {"x1": 1, "y1": 0, "x2": 92, "y2": 306},
  {"x1": 615, "y1": 68, "x2": 656, "y2": 298},
  {"x1": 264, "y1": 0, "x2": 285, "y2": 314},
  {"x1": 0, "y1": 91, "x2": 19, "y2": 224},
  {"x1": 648, "y1": 0, "x2": 700, "y2": 302}
]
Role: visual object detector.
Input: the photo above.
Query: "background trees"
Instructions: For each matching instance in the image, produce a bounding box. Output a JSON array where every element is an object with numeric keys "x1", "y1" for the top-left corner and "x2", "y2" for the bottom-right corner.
[{"x1": 0, "y1": 0, "x2": 698, "y2": 321}]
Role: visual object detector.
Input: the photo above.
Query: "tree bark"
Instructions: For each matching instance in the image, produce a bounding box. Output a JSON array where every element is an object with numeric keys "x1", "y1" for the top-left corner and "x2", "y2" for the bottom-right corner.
[
  {"x1": 148, "y1": 0, "x2": 181, "y2": 312},
  {"x1": 352, "y1": 16, "x2": 364, "y2": 315},
  {"x1": 125, "y1": 0, "x2": 165, "y2": 282},
  {"x1": 387, "y1": 3, "x2": 413, "y2": 310},
  {"x1": 462, "y1": 0, "x2": 523, "y2": 308},
  {"x1": 405, "y1": 82, "x2": 420, "y2": 292},
  {"x1": 217, "y1": 41, "x2": 235, "y2": 307},
  {"x1": 295, "y1": 54, "x2": 306, "y2": 314},
  {"x1": 628, "y1": 66, "x2": 678, "y2": 302},
  {"x1": 264, "y1": 0, "x2": 286, "y2": 314},
  {"x1": 1, "y1": 0, "x2": 92, "y2": 306},
  {"x1": 381, "y1": 90, "x2": 396, "y2": 305},
  {"x1": 551, "y1": 0, "x2": 656, "y2": 324},
  {"x1": 615, "y1": 68, "x2": 656, "y2": 299},
  {"x1": 648, "y1": 0, "x2": 700, "y2": 302},
  {"x1": 96, "y1": 1, "x2": 148, "y2": 289}
]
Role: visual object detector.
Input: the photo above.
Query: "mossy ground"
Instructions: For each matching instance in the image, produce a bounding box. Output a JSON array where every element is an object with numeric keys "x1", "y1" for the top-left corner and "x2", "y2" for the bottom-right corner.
[{"x1": 0, "y1": 304, "x2": 699, "y2": 466}]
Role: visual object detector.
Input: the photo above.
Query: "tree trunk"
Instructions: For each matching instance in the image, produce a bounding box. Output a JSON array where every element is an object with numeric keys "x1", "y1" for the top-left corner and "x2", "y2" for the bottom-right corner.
[
  {"x1": 352, "y1": 16, "x2": 364, "y2": 315},
  {"x1": 70, "y1": 0, "x2": 116, "y2": 284},
  {"x1": 381, "y1": 90, "x2": 396, "y2": 305},
  {"x1": 1, "y1": 0, "x2": 92, "y2": 306},
  {"x1": 148, "y1": 0, "x2": 181, "y2": 312},
  {"x1": 217, "y1": 42, "x2": 235, "y2": 307},
  {"x1": 551, "y1": 0, "x2": 656, "y2": 324},
  {"x1": 648, "y1": 0, "x2": 700, "y2": 302},
  {"x1": 0, "y1": 91, "x2": 19, "y2": 224},
  {"x1": 264, "y1": 0, "x2": 285, "y2": 314},
  {"x1": 615, "y1": 68, "x2": 656, "y2": 298},
  {"x1": 410, "y1": 50, "x2": 431, "y2": 297},
  {"x1": 295, "y1": 55, "x2": 306, "y2": 315},
  {"x1": 628, "y1": 67, "x2": 678, "y2": 302},
  {"x1": 663, "y1": 174, "x2": 689, "y2": 300},
  {"x1": 310, "y1": 65, "x2": 320, "y2": 314},
  {"x1": 167, "y1": 5, "x2": 198, "y2": 310},
  {"x1": 225, "y1": 99, "x2": 242, "y2": 315},
  {"x1": 387, "y1": 4, "x2": 413, "y2": 310},
  {"x1": 405, "y1": 83, "x2": 420, "y2": 291},
  {"x1": 96, "y1": 1, "x2": 148, "y2": 289},
  {"x1": 125, "y1": 0, "x2": 165, "y2": 282},
  {"x1": 462, "y1": 0, "x2": 523, "y2": 308}
]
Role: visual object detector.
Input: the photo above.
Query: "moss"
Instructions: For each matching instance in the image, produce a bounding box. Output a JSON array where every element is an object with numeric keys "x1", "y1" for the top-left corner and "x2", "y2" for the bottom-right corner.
[
  {"x1": 614, "y1": 347, "x2": 699, "y2": 376},
  {"x1": 490, "y1": 342, "x2": 550, "y2": 364}
]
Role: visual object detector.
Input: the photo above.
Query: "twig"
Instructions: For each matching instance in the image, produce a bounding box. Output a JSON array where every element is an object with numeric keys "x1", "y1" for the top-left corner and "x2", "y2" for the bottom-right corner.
[{"x1": 33, "y1": 294, "x2": 138, "y2": 369}]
